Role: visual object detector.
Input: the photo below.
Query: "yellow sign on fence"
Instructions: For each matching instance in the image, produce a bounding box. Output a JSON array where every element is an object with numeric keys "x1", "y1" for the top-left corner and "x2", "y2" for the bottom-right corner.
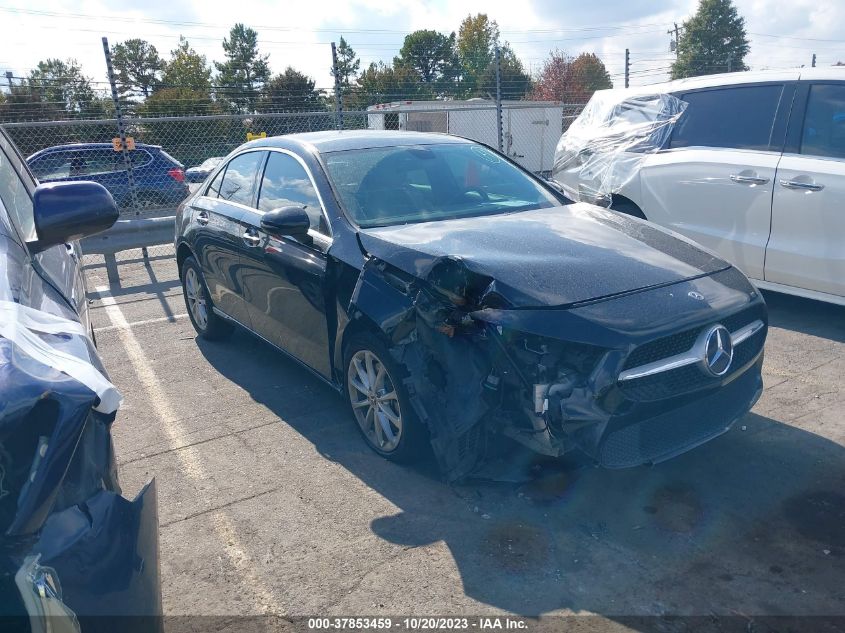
[
  {"x1": 112, "y1": 136, "x2": 135, "y2": 151},
  {"x1": 246, "y1": 132, "x2": 267, "y2": 141}
]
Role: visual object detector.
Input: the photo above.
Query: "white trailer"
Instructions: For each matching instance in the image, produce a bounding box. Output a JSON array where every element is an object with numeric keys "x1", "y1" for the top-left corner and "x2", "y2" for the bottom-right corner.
[{"x1": 366, "y1": 99, "x2": 566, "y2": 173}]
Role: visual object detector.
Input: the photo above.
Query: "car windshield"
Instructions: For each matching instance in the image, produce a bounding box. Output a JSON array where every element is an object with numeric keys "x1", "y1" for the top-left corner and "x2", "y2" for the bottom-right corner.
[{"x1": 322, "y1": 143, "x2": 559, "y2": 228}]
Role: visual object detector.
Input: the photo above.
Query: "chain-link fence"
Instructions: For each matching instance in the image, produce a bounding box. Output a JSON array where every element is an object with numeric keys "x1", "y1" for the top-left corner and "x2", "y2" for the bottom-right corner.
[{"x1": 1, "y1": 100, "x2": 585, "y2": 284}]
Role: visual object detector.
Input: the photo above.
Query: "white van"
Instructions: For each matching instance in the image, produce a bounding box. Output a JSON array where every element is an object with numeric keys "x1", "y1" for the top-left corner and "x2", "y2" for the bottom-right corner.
[{"x1": 558, "y1": 69, "x2": 845, "y2": 307}]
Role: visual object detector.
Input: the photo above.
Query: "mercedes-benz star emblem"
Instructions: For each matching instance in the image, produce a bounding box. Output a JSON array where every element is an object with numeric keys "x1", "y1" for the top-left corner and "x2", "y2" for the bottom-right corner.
[{"x1": 702, "y1": 325, "x2": 733, "y2": 377}]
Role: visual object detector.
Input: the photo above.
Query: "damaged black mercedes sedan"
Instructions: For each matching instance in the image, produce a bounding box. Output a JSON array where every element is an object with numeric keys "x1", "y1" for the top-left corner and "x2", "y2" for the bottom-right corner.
[{"x1": 175, "y1": 130, "x2": 767, "y2": 480}]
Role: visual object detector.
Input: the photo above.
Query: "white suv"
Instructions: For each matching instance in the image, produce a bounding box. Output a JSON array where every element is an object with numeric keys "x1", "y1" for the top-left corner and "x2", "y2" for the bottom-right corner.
[{"x1": 563, "y1": 69, "x2": 845, "y2": 306}]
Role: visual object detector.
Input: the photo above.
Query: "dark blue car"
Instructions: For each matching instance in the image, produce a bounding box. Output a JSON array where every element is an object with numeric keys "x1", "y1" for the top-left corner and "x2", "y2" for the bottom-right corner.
[
  {"x1": 27, "y1": 142, "x2": 189, "y2": 210},
  {"x1": 1, "y1": 128, "x2": 161, "y2": 631}
]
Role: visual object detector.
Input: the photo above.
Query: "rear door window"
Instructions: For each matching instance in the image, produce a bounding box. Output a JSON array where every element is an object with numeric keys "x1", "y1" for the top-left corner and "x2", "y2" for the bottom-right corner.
[
  {"x1": 74, "y1": 149, "x2": 121, "y2": 177},
  {"x1": 670, "y1": 84, "x2": 785, "y2": 151},
  {"x1": 801, "y1": 83, "x2": 845, "y2": 159},
  {"x1": 217, "y1": 152, "x2": 265, "y2": 206}
]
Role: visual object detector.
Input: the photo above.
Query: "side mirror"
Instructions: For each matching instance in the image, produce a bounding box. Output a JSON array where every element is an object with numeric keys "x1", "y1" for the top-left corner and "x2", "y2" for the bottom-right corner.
[
  {"x1": 31, "y1": 181, "x2": 119, "y2": 253},
  {"x1": 260, "y1": 206, "x2": 311, "y2": 239}
]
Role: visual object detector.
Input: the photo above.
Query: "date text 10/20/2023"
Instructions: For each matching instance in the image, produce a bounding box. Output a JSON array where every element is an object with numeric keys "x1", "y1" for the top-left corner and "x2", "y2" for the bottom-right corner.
[{"x1": 307, "y1": 617, "x2": 529, "y2": 630}]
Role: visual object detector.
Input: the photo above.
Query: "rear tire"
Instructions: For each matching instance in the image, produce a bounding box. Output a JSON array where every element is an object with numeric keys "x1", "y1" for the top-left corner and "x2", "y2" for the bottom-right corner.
[
  {"x1": 611, "y1": 198, "x2": 647, "y2": 220},
  {"x1": 343, "y1": 332, "x2": 427, "y2": 463},
  {"x1": 181, "y1": 256, "x2": 233, "y2": 340}
]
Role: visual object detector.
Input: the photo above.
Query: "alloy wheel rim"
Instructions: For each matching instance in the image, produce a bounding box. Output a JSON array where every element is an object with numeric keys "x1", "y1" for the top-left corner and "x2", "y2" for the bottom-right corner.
[
  {"x1": 185, "y1": 267, "x2": 208, "y2": 329},
  {"x1": 347, "y1": 349, "x2": 403, "y2": 452}
]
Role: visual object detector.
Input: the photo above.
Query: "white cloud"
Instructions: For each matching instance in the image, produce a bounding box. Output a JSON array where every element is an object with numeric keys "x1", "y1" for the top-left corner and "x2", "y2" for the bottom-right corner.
[{"x1": 2, "y1": 0, "x2": 844, "y2": 95}]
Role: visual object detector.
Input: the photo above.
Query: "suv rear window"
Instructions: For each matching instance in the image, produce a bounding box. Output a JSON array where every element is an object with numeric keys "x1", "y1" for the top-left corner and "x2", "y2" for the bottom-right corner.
[
  {"x1": 670, "y1": 84, "x2": 784, "y2": 151},
  {"x1": 801, "y1": 83, "x2": 845, "y2": 159}
]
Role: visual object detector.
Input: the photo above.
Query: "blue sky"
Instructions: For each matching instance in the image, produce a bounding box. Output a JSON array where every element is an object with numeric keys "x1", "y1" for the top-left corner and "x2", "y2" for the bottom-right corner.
[{"x1": 2, "y1": 0, "x2": 844, "y2": 91}]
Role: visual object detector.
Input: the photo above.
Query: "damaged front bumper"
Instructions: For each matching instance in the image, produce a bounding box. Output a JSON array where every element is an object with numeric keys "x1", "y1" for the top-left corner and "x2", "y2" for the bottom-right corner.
[{"x1": 348, "y1": 255, "x2": 767, "y2": 480}]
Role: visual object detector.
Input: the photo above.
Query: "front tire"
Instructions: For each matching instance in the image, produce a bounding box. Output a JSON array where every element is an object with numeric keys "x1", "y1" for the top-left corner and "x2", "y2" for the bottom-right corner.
[
  {"x1": 344, "y1": 333, "x2": 426, "y2": 462},
  {"x1": 181, "y1": 256, "x2": 233, "y2": 340}
]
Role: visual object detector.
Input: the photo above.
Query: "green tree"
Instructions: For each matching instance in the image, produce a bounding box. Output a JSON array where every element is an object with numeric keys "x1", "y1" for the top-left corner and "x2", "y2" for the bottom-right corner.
[
  {"x1": 163, "y1": 37, "x2": 213, "y2": 90},
  {"x1": 396, "y1": 30, "x2": 459, "y2": 95},
  {"x1": 332, "y1": 36, "x2": 361, "y2": 88},
  {"x1": 215, "y1": 23, "x2": 271, "y2": 113},
  {"x1": 457, "y1": 13, "x2": 499, "y2": 94},
  {"x1": 27, "y1": 59, "x2": 105, "y2": 118},
  {"x1": 353, "y1": 61, "x2": 432, "y2": 107},
  {"x1": 478, "y1": 43, "x2": 532, "y2": 100},
  {"x1": 111, "y1": 39, "x2": 164, "y2": 98},
  {"x1": 671, "y1": 0, "x2": 750, "y2": 79},
  {"x1": 258, "y1": 67, "x2": 324, "y2": 112}
]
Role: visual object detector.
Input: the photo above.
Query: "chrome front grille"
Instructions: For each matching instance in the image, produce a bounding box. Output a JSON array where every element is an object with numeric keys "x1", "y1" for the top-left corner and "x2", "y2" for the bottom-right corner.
[{"x1": 618, "y1": 310, "x2": 766, "y2": 402}]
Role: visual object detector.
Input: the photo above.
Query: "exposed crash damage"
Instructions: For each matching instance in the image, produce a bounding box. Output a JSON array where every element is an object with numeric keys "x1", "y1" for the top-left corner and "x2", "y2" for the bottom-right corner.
[
  {"x1": 347, "y1": 205, "x2": 767, "y2": 480},
  {"x1": 176, "y1": 130, "x2": 767, "y2": 483},
  {"x1": 0, "y1": 324, "x2": 161, "y2": 632}
]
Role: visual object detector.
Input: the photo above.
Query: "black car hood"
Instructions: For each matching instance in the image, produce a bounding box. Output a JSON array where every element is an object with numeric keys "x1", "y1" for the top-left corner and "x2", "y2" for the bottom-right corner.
[{"x1": 357, "y1": 203, "x2": 730, "y2": 309}]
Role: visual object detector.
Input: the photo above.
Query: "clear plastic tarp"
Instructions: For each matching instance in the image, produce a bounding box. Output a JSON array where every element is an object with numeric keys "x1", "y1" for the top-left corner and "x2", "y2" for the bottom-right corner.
[{"x1": 551, "y1": 90, "x2": 688, "y2": 206}]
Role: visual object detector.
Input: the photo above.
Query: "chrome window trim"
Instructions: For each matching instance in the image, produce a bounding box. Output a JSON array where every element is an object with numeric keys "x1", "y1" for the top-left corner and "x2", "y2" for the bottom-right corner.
[{"x1": 618, "y1": 319, "x2": 764, "y2": 382}]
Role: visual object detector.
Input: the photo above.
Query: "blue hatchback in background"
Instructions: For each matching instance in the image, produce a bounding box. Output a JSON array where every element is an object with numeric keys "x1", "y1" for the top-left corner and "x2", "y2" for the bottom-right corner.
[{"x1": 27, "y1": 142, "x2": 189, "y2": 210}]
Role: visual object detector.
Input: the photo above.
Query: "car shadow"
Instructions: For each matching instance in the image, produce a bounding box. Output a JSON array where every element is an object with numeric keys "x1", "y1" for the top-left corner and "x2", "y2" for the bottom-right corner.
[
  {"x1": 763, "y1": 289, "x2": 845, "y2": 344},
  {"x1": 197, "y1": 329, "x2": 845, "y2": 620}
]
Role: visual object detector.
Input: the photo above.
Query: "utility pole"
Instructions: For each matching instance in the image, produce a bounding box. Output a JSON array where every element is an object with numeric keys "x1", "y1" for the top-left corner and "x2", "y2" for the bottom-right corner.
[
  {"x1": 668, "y1": 22, "x2": 681, "y2": 57},
  {"x1": 331, "y1": 42, "x2": 344, "y2": 130},
  {"x1": 624, "y1": 48, "x2": 630, "y2": 88},
  {"x1": 812, "y1": 53, "x2": 817, "y2": 67},
  {"x1": 727, "y1": 53, "x2": 733, "y2": 73},
  {"x1": 494, "y1": 45, "x2": 503, "y2": 153}
]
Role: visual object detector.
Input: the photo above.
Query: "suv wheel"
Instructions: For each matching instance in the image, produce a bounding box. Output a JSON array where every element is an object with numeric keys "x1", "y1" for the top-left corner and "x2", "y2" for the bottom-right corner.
[
  {"x1": 181, "y1": 256, "x2": 233, "y2": 340},
  {"x1": 344, "y1": 333, "x2": 426, "y2": 462}
]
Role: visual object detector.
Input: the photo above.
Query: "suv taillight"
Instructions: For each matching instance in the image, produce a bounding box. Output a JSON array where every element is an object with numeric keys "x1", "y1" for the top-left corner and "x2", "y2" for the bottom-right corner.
[{"x1": 168, "y1": 167, "x2": 185, "y2": 182}]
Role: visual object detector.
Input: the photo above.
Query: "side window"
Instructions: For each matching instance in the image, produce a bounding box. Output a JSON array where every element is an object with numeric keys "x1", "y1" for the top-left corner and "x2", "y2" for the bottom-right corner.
[
  {"x1": 73, "y1": 149, "x2": 121, "y2": 177},
  {"x1": 206, "y1": 166, "x2": 226, "y2": 197},
  {"x1": 218, "y1": 152, "x2": 265, "y2": 206},
  {"x1": 0, "y1": 144, "x2": 35, "y2": 242},
  {"x1": 801, "y1": 84, "x2": 845, "y2": 159},
  {"x1": 257, "y1": 152, "x2": 327, "y2": 233},
  {"x1": 670, "y1": 84, "x2": 784, "y2": 151},
  {"x1": 30, "y1": 151, "x2": 73, "y2": 181}
]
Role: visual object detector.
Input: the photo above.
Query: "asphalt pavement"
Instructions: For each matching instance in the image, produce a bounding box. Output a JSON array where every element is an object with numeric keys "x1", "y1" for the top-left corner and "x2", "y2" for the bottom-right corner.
[{"x1": 83, "y1": 246, "x2": 845, "y2": 627}]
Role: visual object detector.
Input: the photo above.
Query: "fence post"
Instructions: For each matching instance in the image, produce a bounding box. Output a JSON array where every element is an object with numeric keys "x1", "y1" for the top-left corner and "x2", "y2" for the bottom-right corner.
[
  {"x1": 102, "y1": 37, "x2": 138, "y2": 215},
  {"x1": 624, "y1": 48, "x2": 630, "y2": 88},
  {"x1": 494, "y1": 45, "x2": 504, "y2": 153},
  {"x1": 331, "y1": 42, "x2": 344, "y2": 130}
]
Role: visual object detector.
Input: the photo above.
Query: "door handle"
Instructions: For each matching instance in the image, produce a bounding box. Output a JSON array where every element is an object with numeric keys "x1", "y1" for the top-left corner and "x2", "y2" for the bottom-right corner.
[
  {"x1": 730, "y1": 174, "x2": 769, "y2": 185},
  {"x1": 780, "y1": 179, "x2": 824, "y2": 192},
  {"x1": 242, "y1": 229, "x2": 261, "y2": 247},
  {"x1": 196, "y1": 210, "x2": 209, "y2": 225}
]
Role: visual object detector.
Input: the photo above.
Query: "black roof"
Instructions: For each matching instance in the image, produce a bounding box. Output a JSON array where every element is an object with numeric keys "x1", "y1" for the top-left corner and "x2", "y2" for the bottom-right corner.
[{"x1": 241, "y1": 130, "x2": 471, "y2": 154}]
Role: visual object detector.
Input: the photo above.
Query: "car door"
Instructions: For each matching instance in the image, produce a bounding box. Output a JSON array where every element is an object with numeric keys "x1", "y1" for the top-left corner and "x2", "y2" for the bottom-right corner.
[
  {"x1": 75, "y1": 148, "x2": 131, "y2": 205},
  {"x1": 637, "y1": 80, "x2": 796, "y2": 281},
  {"x1": 237, "y1": 150, "x2": 333, "y2": 378},
  {"x1": 765, "y1": 81, "x2": 845, "y2": 299},
  {"x1": 188, "y1": 151, "x2": 266, "y2": 327}
]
